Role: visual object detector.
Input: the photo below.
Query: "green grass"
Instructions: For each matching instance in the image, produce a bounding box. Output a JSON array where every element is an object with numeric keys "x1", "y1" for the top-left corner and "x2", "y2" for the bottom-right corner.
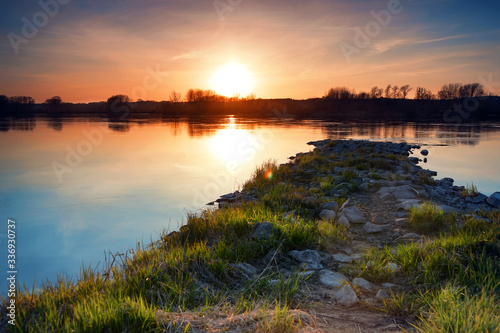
[{"x1": 408, "y1": 202, "x2": 451, "y2": 233}]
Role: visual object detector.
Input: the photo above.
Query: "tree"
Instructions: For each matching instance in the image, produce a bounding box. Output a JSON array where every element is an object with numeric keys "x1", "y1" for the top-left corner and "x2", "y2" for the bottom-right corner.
[
  {"x1": 414, "y1": 87, "x2": 434, "y2": 100},
  {"x1": 169, "y1": 90, "x2": 182, "y2": 103},
  {"x1": 45, "y1": 96, "x2": 62, "y2": 105},
  {"x1": 0, "y1": 95, "x2": 9, "y2": 112},
  {"x1": 437, "y1": 83, "x2": 461, "y2": 99},
  {"x1": 370, "y1": 86, "x2": 383, "y2": 99},
  {"x1": 384, "y1": 84, "x2": 392, "y2": 98},
  {"x1": 392, "y1": 86, "x2": 400, "y2": 99},
  {"x1": 324, "y1": 86, "x2": 353, "y2": 99},
  {"x1": 8, "y1": 96, "x2": 35, "y2": 112},
  {"x1": 106, "y1": 94, "x2": 131, "y2": 119},
  {"x1": 399, "y1": 85, "x2": 413, "y2": 99},
  {"x1": 458, "y1": 83, "x2": 485, "y2": 98}
]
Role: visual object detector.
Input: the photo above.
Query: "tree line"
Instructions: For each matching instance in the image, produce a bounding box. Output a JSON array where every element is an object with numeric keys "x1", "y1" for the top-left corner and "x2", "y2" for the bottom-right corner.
[{"x1": 324, "y1": 82, "x2": 487, "y2": 100}]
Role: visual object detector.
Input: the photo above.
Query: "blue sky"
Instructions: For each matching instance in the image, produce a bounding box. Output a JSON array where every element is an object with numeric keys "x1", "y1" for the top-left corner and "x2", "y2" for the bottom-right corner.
[{"x1": 0, "y1": 0, "x2": 499, "y2": 102}]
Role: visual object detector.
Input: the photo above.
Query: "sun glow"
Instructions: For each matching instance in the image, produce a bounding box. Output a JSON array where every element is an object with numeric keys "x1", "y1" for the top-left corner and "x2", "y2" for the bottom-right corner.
[{"x1": 209, "y1": 62, "x2": 256, "y2": 97}]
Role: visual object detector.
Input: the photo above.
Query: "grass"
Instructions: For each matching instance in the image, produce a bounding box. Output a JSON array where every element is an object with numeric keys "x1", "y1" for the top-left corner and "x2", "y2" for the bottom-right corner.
[
  {"x1": 349, "y1": 211, "x2": 500, "y2": 332},
  {"x1": 460, "y1": 182, "x2": 479, "y2": 198},
  {"x1": 408, "y1": 202, "x2": 451, "y2": 233}
]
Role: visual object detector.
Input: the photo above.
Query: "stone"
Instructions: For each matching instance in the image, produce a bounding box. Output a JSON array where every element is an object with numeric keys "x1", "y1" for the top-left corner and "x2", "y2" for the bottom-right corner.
[
  {"x1": 336, "y1": 213, "x2": 350, "y2": 227},
  {"x1": 319, "y1": 270, "x2": 349, "y2": 287},
  {"x1": 340, "y1": 198, "x2": 355, "y2": 209},
  {"x1": 252, "y1": 222, "x2": 274, "y2": 240},
  {"x1": 486, "y1": 192, "x2": 500, "y2": 209},
  {"x1": 233, "y1": 263, "x2": 257, "y2": 278},
  {"x1": 376, "y1": 289, "x2": 390, "y2": 300},
  {"x1": 334, "y1": 285, "x2": 359, "y2": 306},
  {"x1": 379, "y1": 192, "x2": 394, "y2": 202},
  {"x1": 341, "y1": 205, "x2": 366, "y2": 224},
  {"x1": 283, "y1": 210, "x2": 296, "y2": 222},
  {"x1": 381, "y1": 283, "x2": 399, "y2": 288},
  {"x1": 321, "y1": 201, "x2": 339, "y2": 211},
  {"x1": 392, "y1": 185, "x2": 419, "y2": 200},
  {"x1": 384, "y1": 262, "x2": 400, "y2": 272},
  {"x1": 396, "y1": 199, "x2": 422, "y2": 210},
  {"x1": 408, "y1": 157, "x2": 419, "y2": 164},
  {"x1": 351, "y1": 253, "x2": 365, "y2": 260},
  {"x1": 372, "y1": 215, "x2": 385, "y2": 224},
  {"x1": 363, "y1": 222, "x2": 382, "y2": 234},
  {"x1": 421, "y1": 149, "x2": 429, "y2": 156},
  {"x1": 289, "y1": 249, "x2": 322, "y2": 266},
  {"x1": 402, "y1": 233, "x2": 421, "y2": 241},
  {"x1": 472, "y1": 193, "x2": 488, "y2": 204},
  {"x1": 319, "y1": 209, "x2": 336, "y2": 221},
  {"x1": 440, "y1": 204, "x2": 460, "y2": 214},
  {"x1": 352, "y1": 277, "x2": 375, "y2": 291},
  {"x1": 333, "y1": 253, "x2": 353, "y2": 263}
]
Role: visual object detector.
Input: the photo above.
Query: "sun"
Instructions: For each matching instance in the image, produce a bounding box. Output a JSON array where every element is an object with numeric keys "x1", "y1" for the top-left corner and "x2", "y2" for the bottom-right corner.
[{"x1": 209, "y1": 62, "x2": 256, "y2": 97}]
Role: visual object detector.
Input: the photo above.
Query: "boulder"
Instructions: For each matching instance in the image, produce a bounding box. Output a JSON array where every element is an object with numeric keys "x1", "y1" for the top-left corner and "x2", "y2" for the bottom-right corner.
[
  {"x1": 421, "y1": 149, "x2": 429, "y2": 156},
  {"x1": 363, "y1": 222, "x2": 382, "y2": 234},
  {"x1": 486, "y1": 192, "x2": 500, "y2": 209},
  {"x1": 341, "y1": 205, "x2": 366, "y2": 224},
  {"x1": 319, "y1": 209, "x2": 336, "y2": 221},
  {"x1": 321, "y1": 201, "x2": 339, "y2": 211},
  {"x1": 396, "y1": 199, "x2": 422, "y2": 210},
  {"x1": 289, "y1": 249, "x2": 322, "y2": 265},
  {"x1": 233, "y1": 263, "x2": 257, "y2": 278},
  {"x1": 333, "y1": 253, "x2": 353, "y2": 263},
  {"x1": 392, "y1": 185, "x2": 419, "y2": 200},
  {"x1": 319, "y1": 270, "x2": 349, "y2": 287},
  {"x1": 334, "y1": 285, "x2": 359, "y2": 306},
  {"x1": 336, "y1": 213, "x2": 351, "y2": 227},
  {"x1": 401, "y1": 233, "x2": 421, "y2": 241},
  {"x1": 352, "y1": 277, "x2": 375, "y2": 291},
  {"x1": 376, "y1": 289, "x2": 390, "y2": 300},
  {"x1": 252, "y1": 222, "x2": 274, "y2": 240},
  {"x1": 340, "y1": 198, "x2": 355, "y2": 209},
  {"x1": 472, "y1": 193, "x2": 488, "y2": 204}
]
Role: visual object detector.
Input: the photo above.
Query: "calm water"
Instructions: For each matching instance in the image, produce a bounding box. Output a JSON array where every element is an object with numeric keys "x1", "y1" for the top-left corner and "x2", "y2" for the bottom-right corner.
[{"x1": 1, "y1": 116, "x2": 500, "y2": 291}]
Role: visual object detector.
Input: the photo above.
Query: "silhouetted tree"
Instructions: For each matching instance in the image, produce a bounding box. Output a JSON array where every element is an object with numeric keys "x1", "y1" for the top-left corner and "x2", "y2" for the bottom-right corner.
[
  {"x1": 384, "y1": 84, "x2": 392, "y2": 98},
  {"x1": 169, "y1": 90, "x2": 182, "y2": 103},
  {"x1": 392, "y1": 86, "x2": 400, "y2": 99},
  {"x1": 370, "y1": 86, "x2": 383, "y2": 99},
  {"x1": 324, "y1": 86, "x2": 353, "y2": 99},
  {"x1": 458, "y1": 83, "x2": 485, "y2": 98},
  {"x1": 106, "y1": 94, "x2": 131, "y2": 120},
  {"x1": 438, "y1": 83, "x2": 461, "y2": 99},
  {"x1": 414, "y1": 87, "x2": 434, "y2": 100},
  {"x1": 399, "y1": 85, "x2": 413, "y2": 99},
  {"x1": 0, "y1": 95, "x2": 9, "y2": 112},
  {"x1": 8, "y1": 96, "x2": 35, "y2": 112}
]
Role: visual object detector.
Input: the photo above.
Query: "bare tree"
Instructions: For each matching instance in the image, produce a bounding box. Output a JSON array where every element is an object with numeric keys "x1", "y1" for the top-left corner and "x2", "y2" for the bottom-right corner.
[
  {"x1": 399, "y1": 85, "x2": 413, "y2": 99},
  {"x1": 370, "y1": 86, "x2": 383, "y2": 99},
  {"x1": 384, "y1": 84, "x2": 392, "y2": 98},
  {"x1": 324, "y1": 86, "x2": 354, "y2": 99},
  {"x1": 169, "y1": 90, "x2": 182, "y2": 103},
  {"x1": 414, "y1": 87, "x2": 434, "y2": 100},
  {"x1": 459, "y1": 83, "x2": 485, "y2": 98},
  {"x1": 438, "y1": 83, "x2": 461, "y2": 99}
]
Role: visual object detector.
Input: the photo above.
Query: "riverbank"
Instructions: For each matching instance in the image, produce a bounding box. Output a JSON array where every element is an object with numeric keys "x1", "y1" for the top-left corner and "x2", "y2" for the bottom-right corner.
[{"x1": 1, "y1": 139, "x2": 499, "y2": 332}]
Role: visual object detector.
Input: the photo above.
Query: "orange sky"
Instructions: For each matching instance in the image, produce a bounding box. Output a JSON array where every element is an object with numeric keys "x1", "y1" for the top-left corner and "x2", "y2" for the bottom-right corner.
[{"x1": 1, "y1": 0, "x2": 499, "y2": 103}]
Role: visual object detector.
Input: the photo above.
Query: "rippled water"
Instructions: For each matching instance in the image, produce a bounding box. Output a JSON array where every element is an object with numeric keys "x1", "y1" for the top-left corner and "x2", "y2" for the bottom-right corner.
[{"x1": 1, "y1": 116, "x2": 500, "y2": 290}]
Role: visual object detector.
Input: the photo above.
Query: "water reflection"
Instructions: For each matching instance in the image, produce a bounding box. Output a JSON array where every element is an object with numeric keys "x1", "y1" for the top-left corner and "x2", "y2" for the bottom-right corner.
[{"x1": 1, "y1": 116, "x2": 500, "y2": 293}]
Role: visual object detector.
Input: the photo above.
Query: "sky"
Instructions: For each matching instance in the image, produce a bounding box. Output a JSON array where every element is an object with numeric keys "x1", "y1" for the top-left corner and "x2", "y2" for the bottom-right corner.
[{"x1": 0, "y1": 0, "x2": 499, "y2": 103}]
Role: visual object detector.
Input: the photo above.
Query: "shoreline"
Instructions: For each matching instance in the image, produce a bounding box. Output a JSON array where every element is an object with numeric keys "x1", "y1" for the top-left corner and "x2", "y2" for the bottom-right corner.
[{"x1": 2, "y1": 139, "x2": 499, "y2": 332}]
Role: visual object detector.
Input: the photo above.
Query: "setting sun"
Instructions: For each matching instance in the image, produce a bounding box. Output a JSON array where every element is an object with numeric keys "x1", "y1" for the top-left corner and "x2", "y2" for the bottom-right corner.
[{"x1": 209, "y1": 62, "x2": 256, "y2": 97}]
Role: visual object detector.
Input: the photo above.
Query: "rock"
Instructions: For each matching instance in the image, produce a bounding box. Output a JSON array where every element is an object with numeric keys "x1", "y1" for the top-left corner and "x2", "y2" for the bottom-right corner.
[
  {"x1": 351, "y1": 253, "x2": 365, "y2": 260},
  {"x1": 401, "y1": 233, "x2": 421, "y2": 241},
  {"x1": 408, "y1": 157, "x2": 419, "y2": 164},
  {"x1": 421, "y1": 149, "x2": 429, "y2": 156},
  {"x1": 233, "y1": 263, "x2": 257, "y2": 278},
  {"x1": 372, "y1": 215, "x2": 385, "y2": 224},
  {"x1": 392, "y1": 185, "x2": 419, "y2": 200},
  {"x1": 396, "y1": 199, "x2": 422, "y2": 210},
  {"x1": 352, "y1": 277, "x2": 375, "y2": 291},
  {"x1": 394, "y1": 218, "x2": 407, "y2": 226},
  {"x1": 363, "y1": 222, "x2": 382, "y2": 234},
  {"x1": 333, "y1": 253, "x2": 353, "y2": 263},
  {"x1": 440, "y1": 204, "x2": 460, "y2": 214},
  {"x1": 321, "y1": 201, "x2": 339, "y2": 211},
  {"x1": 319, "y1": 209, "x2": 336, "y2": 221},
  {"x1": 384, "y1": 262, "x2": 400, "y2": 272},
  {"x1": 486, "y1": 192, "x2": 500, "y2": 209},
  {"x1": 319, "y1": 270, "x2": 349, "y2": 287},
  {"x1": 289, "y1": 249, "x2": 322, "y2": 266},
  {"x1": 334, "y1": 285, "x2": 359, "y2": 306},
  {"x1": 336, "y1": 213, "x2": 351, "y2": 227},
  {"x1": 252, "y1": 222, "x2": 274, "y2": 240},
  {"x1": 376, "y1": 289, "x2": 390, "y2": 300},
  {"x1": 472, "y1": 193, "x2": 488, "y2": 204},
  {"x1": 381, "y1": 282, "x2": 399, "y2": 288},
  {"x1": 341, "y1": 205, "x2": 366, "y2": 224},
  {"x1": 340, "y1": 198, "x2": 355, "y2": 209}
]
